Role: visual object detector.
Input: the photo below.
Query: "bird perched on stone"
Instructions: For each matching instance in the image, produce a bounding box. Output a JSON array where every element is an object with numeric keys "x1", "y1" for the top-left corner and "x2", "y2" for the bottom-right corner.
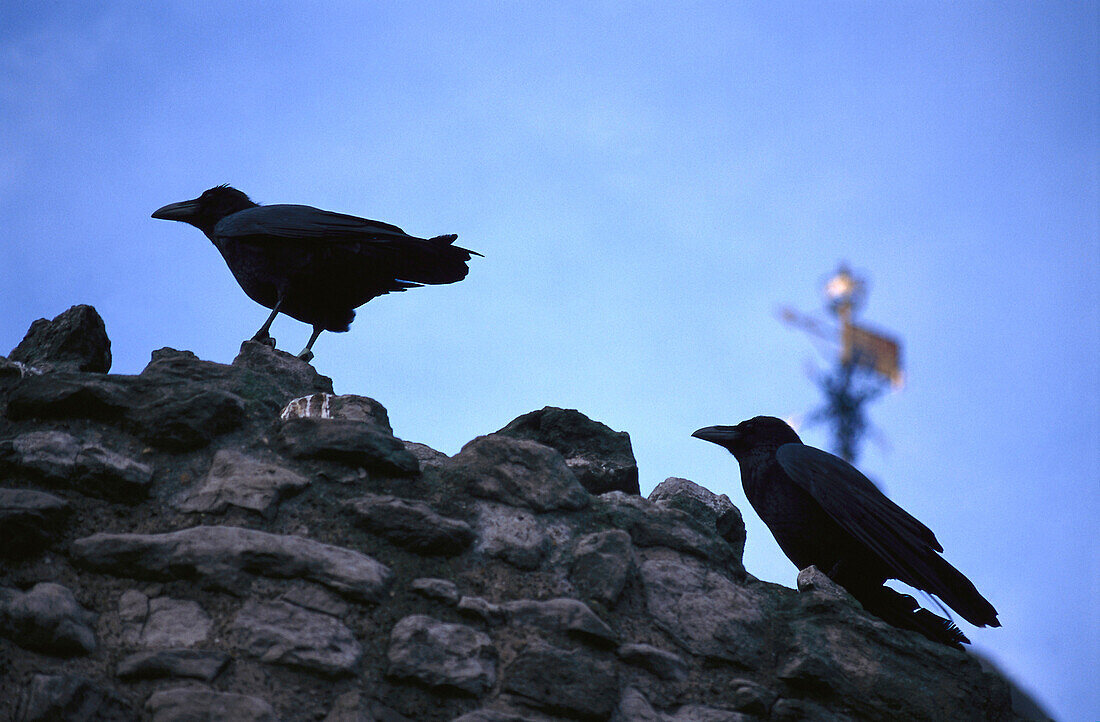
[
  {"x1": 693, "y1": 416, "x2": 999, "y2": 647},
  {"x1": 152, "y1": 185, "x2": 479, "y2": 361}
]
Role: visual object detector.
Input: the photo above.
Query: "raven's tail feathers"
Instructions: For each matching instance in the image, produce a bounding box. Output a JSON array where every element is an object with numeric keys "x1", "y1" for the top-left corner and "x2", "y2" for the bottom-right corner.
[
  {"x1": 381, "y1": 234, "x2": 480, "y2": 286},
  {"x1": 858, "y1": 585, "x2": 970, "y2": 649},
  {"x1": 918, "y1": 553, "x2": 1001, "y2": 629}
]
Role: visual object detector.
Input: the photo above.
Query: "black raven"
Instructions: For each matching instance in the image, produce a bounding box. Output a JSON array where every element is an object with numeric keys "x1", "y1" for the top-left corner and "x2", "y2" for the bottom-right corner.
[
  {"x1": 152, "y1": 185, "x2": 479, "y2": 361},
  {"x1": 693, "y1": 416, "x2": 999, "y2": 647}
]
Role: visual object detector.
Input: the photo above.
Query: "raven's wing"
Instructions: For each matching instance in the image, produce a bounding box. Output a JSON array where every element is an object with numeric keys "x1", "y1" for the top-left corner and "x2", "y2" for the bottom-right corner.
[
  {"x1": 776, "y1": 443, "x2": 999, "y2": 627},
  {"x1": 215, "y1": 204, "x2": 476, "y2": 288},
  {"x1": 215, "y1": 204, "x2": 410, "y2": 242}
]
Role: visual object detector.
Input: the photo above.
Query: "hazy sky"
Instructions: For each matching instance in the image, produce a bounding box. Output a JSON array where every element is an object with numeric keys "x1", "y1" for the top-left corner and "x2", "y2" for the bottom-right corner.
[{"x1": 2, "y1": 3, "x2": 1096, "y2": 719}]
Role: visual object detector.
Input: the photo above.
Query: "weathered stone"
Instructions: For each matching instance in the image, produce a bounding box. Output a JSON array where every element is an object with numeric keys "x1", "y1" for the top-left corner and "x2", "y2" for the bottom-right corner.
[
  {"x1": 4, "y1": 371, "x2": 246, "y2": 452},
  {"x1": 501, "y1": 598, "x2": 617, "y2": 644},
  {"x1": 456, "y1": 596, "x2": 505, "y2": 624},
  {"x1": 230, "y1": 599, "x2": 362, "y2": 676},
  {"x1": 347, "y1": 493, "x2": 474, "y2": 555},
  {"x1": 613, "y1": 688, "x2": 751, "y2": 722},
  {"x1": 452, "y1": 710, "x2": 551, "y2": 722},
  {"x1": 649, "y1": 478, "x2": 745, "y2": 558},
  {"x1": 611, "y1": 687, "x2": 664, "y2": 722},
  {"x1": 280, "y1": 583, "x2": 349, "y2": 617},
  {"x1": 445, "y1": 434, "x2": 590, "y2": 512},
  {"x1": 616, "y1": 643, "x2": 688, "y2": 681},
  {"x1": 386, "y1": 614, "x2": 497, "y2": 695},
  {"x1": 4, "y1": 373, "x2": 131, "y2": 422},
  {"x1": 279, "y1": 392, "x2": 393, "y2": 432},
  {"x1": 116, "y1": 649, "x2": 230, "y2": 681},
  {"x1": 474, "y1": 503, "x2": 550, "y2": 570},
  {"x1": 571, "y1": 529, "x2": 635, "y2": 606},
  {"x1": 0, "y1": 356, "x2": 44, "y2": 380},
  {"x1": 410, "y1": 578, "x2": 461, "y2": 605},
  {"x1": 726, "y1": 679, "x2": 777, "y2": 716},
  {"x1": 796, "y1": 565, "x2": 856, "y2": 604},
  {"x1": 0, "y1": 582, "x2": 96, "y2": 656},
  {"x1": 17, "y1": 673, "x2": 132, "y2": 722},
  {"x1": 118, "y1": 591, "x2": 212, "y2": 647},
  {"x1": 0, "y1": 488, "x2": 70, "y2": 557},
  {"x1": 496, "y1": 407, "x2": 639, "y2": 495},
  {"x1": 776, "y1": 613, "x2": 1011, "y2": 720},
  {"x1": 601, "y1": 493, "x2": 734, "y2": 567},
  {"x1": 175, "y1": 449, "x2": 310, "y2": 516},
  {"x1": 145, "y1": 688, "x2": 276, "y2": 722},
  {"x1": 71, "y1": 525, "x2": 392, "y2": 602},
  {"x1": 278, "y1": 418, "x2": 419, "y2": 476},
  {"x1": 1, "y1": 430, "x2": 153, "y2": 500},
  {"x1": 403, "y1": 441, "x2": 450, "y2": 469},
  {"x1": 232, "y1": 338, "x2": 334, "y2": 400},
  {"x1": 323, "y1": 691, "x2": 413, "y2": 722},
  {"x1": 9, "y1": 305, "x2": 112, "y2": 373},
  {"x1": 638, "y1": 551, "x2": 766, "y2": 664},
  {"x1": 667, "y1": 704, "x2": 750, "y2": 722},
  {"x1": 501, "y1": 640, "x2": 618, "y2": 720}
]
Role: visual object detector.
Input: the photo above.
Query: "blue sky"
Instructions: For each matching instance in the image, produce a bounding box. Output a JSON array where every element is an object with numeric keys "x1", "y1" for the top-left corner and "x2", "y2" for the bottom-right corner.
[{"x1": 2, "y1": 3, "x2": 1096, "y2": 718}]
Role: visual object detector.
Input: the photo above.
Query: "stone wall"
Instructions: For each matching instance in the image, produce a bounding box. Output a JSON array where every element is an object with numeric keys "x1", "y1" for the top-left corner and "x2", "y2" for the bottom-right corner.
[{"x1": 0, "y1": 307, "x2": 1019, "y2": 721}]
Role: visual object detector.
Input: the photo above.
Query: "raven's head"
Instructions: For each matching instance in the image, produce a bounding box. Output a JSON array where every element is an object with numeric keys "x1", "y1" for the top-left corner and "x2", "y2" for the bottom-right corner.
[
  {"x1": 152, "y1": 185, "x2": 257, "y2": 238},
  {"x1": 693, "y1": 416, "x2": 802, "y2": 458}
]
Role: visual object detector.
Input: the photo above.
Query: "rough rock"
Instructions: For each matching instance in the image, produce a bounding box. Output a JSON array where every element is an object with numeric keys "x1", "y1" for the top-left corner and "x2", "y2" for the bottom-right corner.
[
  {"x1": 231, "y1": 339, "x2": 335, "y2": 401},
  {"x1": 796, "y1": 564, "x2": 856, "y2": 604},
  {"x1": 145, "y1": 688, "x2": 277, "y2": 722},
  {"x1": 230, "y1": 599, "x2": 362, "y2": 676},
  {"x1": 0, "y1": 307, "x2": 1026, "y2": 722},
  {"x1": 410, "y1": 578, "x2": 461, "y2": 605},
  {"x1": 638, "y1": 551, "x2": 767, "y2": 664},
  {"x1": 501, "y1": 640, "x2": 619, "y2": 720},
  {"x1": 323, "y1": 691, "x2": 413, "y2": 722},
  {"x1": 9, "y1": 305, "x2": 112, "y2": 373},
  {"x1": 616, "y1": 643, "x2": 688, "y2": 681},
  {"x1": 280, "y1": 583, "x2": 350, "y2": 617},
  {"x1": 387, "y1": 614, "x2": 497, "y2": 695},
  {"x1": 175, "y1": 449, "x2": 311, "y2": 517},
  {"x1": 118, "y1": 590, "x2": 212, "y2": 647},
  {"x1": 4, "y1": 368, "x2": 247, "y2": 452},
  {"x1": 278, "y1": 417, "x2": 419, "y2": 476},
  {"x1": 280, "y1": 392, "x2": 393, "y2": 431},
  {"x1": 649, "y1": 477, "x2": 745, "y2": 558},
  {"x1": 116, "y1": 649, "x2": 230, "y2": 681},
  {"x1": 0, "y1": 356, "x2": 43, "y2": 380},
  {"x1": 613, "y1": 688, "x2": 750, "y2": 722},
  {"x1": 500, "y1": 598, "x2": 617, "y2": 644},
  {"x1": 0, "y1": 488, "x2": 70, "y2": 557},
  {"x1": 496, "y1": 407, "x2": 640, "y2": 495},
  {"x1": 5, "y1": 342, "x2": 332, "y2": 453},
  {"x1": 570, "y1": 529, "x2": 635, "y2": 606},
  {"x1": 347, "y1": 493, "x2": 474, "y2": 555},
  {"x1": 0, "y1": 582, "x2": 96, "y2": 656},
  {"x1": 456, "y1": 596, "x2": 505, "y2": 624},
  {"x1": 451, "y1": 710, "x2": 552, "y2": 722},
  {"x1": 445, "y1": 434, "x2": 590, "y2": 512},
  {"x1": 404, "y1": 441, "x2": 451, "y2": 469},
  {"x1": 17, "y1": 674, "x2": 132, "y2": 721},
  {"x1": 70, "y1": 525, "x2": 392, "y2": 602},
  {"x1": 0, "y1": 429, "x2": 153, "y2": 500},
  {"x1": 474, "y1": 503, "x2": 551, "y2": 570},
  {"x1": 601, "y1": 492, "x2": 736, "y2": 567}
]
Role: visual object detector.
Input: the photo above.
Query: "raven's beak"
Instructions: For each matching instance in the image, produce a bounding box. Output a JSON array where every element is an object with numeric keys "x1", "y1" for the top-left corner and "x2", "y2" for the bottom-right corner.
[
  {"x1": 692, "y1": 425, "x2": 740, "y2": 445},
  {"x1": 151, "y1": 199, "x2": 200, "y2": 222}
]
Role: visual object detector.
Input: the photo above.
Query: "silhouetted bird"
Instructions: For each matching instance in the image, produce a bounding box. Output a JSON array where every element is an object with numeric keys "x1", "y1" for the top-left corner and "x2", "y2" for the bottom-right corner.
[
  {"x1": 693, "y1": 416, "x2": 999, "y2": 647},
  {"x1": 152, "y1": 185, "x2": 479, "y2": 361}
]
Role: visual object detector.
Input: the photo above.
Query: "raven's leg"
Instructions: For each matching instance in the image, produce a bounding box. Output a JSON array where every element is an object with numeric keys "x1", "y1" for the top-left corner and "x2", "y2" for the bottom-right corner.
[
  {"x1": 251, "y1": 299, "x2": 283, "y2": 348},
  {"x1": 297, "y1": 326, "x2": 323, "y2": 362}
]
